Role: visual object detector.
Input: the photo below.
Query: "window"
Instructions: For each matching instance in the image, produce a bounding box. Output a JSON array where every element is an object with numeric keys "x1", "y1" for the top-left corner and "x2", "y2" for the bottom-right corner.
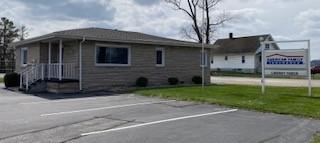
[
  {"x1": 95, "y1": 45, "x2": 130, "y2": 66},
  {"x1": 200, "y1": 51, "x2": 208, "y2": 67},
  {"x1": 155, "y1": 48, "x2": 165, "y2": 66},
  {"x1": 225, "y1": 56, "x2": 228, "y2": 61},
  {"x1": 21, "y1": 47, "x2": 28, "y2": 66},
  {"x1": 265, "y1": 44, "x2": 270, "y2": 50},
  {"x1": 242, "y1": 56, "x2": 246, "y2": 63}
]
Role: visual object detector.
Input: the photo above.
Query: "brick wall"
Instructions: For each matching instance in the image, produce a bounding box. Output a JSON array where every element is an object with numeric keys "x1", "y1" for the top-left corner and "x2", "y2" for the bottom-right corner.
[{"x1": 81, "y1": 41, "x2": 210, "y2": 91}]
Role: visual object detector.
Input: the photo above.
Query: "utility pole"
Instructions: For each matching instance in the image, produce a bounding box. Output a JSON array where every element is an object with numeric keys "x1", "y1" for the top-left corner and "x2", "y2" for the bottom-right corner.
[{"x1": 201, "y1": 0, "x2": 205, "y2": 89}]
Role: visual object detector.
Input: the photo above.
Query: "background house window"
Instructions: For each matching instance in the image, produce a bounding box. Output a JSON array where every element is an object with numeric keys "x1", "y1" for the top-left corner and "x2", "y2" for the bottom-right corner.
[
  {"x1": 200, "y1": 51, "x2": 208, "y2": 67},
  {"x1": 225, "y1": 56, "x2": 228, "y2": 61},
  {"x1": 21, "y1": 47, "x2": 28, "y2": 66},
  {"x1": 96, "y1": 46, "x2": 130, "y2": 65},
  {"x1": 242, "y1": 56, "x2": 246, "y2": 63},
  {"x1": 156, "y1": 48, "x2": 165, "y2": 66},
  {"x1": 265, "y1": 44, "x2": 270, "y2": 50}
]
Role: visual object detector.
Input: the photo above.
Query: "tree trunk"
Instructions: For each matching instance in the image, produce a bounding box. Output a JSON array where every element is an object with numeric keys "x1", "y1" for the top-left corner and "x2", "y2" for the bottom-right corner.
[{"x1": 205, "y1": 0, "x2": 210, "y2": 44}]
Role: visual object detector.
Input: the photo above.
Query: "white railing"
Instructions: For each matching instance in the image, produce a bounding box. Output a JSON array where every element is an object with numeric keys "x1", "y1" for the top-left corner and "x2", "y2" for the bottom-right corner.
[
  {"x1": 20, "y1": 63, "x2": 78, "y2": 90},
  {"x1": 46, "y1": 63, "x2": 78, "y2": 80},
  {"x1": 20, "y1": 64, "x2": 43, "y2": 90}
]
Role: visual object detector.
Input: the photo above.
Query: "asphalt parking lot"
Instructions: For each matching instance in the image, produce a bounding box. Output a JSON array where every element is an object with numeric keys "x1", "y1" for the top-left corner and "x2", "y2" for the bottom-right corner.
[{"x1": 0, "y1": 84, "x2": 320, "y2": 143}]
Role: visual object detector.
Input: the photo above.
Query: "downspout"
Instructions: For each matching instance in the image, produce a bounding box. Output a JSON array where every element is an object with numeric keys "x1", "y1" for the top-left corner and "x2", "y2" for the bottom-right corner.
[{"x1": 79, "y1": 37, "x2": 85, "y2": 91}]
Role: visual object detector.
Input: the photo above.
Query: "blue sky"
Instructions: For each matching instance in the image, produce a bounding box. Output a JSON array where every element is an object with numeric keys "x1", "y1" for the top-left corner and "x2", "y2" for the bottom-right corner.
[{"x1": 1, "y1": 0, "x2": 319, "y2": 59}]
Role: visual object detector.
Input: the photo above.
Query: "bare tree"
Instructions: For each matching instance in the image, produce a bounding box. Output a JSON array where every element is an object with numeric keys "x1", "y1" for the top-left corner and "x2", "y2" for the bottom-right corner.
[{"x1": 165, "y1": 0, "x2": 230, "y2": 44}]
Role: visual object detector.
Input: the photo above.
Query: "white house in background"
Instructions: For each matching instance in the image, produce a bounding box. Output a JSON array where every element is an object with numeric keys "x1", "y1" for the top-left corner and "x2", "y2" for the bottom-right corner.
[{"x1": 210, "y1": 33, "x2": 279, "y2": 73}]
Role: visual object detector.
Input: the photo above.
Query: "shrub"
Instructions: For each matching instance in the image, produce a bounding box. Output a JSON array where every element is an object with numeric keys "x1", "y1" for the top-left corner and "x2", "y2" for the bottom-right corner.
[
  {"x1": 168, "y1": 77, "x2": 179, "y2": 85},
  {"x1": 192, "y1": 76, "x2": 202, "y2": 84},
  {"x1": 4, "y1": 72, "x2": 20, "y2": 87},
  {"x1": 136, "y1": 77, "x2": 148, "y2": 87}
]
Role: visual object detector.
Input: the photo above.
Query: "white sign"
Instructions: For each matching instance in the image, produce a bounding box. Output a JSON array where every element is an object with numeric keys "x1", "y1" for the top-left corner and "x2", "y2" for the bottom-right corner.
[
  {"x1": 264, "y1": 49, "x2": 308, "y2": 76},
  {"x1": 261, "y1": 40, "x2": 311, "y2": 96}
]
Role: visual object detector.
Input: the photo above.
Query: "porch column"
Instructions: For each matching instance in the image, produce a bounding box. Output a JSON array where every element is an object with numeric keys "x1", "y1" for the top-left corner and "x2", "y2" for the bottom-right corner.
[
  {"x1": 59, "y1": 39, "x2": 62, "y2": 81},
  {"x1": 48, "y1": 42, "x2": 51, "y2": 79}
]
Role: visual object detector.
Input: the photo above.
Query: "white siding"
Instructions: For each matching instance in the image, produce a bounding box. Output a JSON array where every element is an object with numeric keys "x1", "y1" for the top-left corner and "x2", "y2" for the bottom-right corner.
[{"x1": 210, "y1": 53, "x2": 255, "y2": 69}]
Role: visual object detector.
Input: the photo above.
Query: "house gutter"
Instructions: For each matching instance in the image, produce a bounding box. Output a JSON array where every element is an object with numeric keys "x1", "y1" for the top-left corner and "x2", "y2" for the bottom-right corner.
[{"x1": 79, "y1": 37, "x2": 86, "y2": 91}]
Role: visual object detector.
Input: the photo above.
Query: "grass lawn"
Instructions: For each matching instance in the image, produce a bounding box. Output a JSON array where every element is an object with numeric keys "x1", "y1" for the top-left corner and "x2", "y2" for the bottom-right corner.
[
  {"x1": 314, "y1": 74, "x2": 320, "y2": 80},
  {"x1": 212, "y1": 71, "x2": 320, "y2": 80},
  {"x1": 135, "y1": 85, "x2": 320, "y2": 119},
  {"x1": 211, "y1": 71, "x2": 260, "y2": 78},
  {"x1": 312, "y1": 134, "x2": 320, "y2": 143}
]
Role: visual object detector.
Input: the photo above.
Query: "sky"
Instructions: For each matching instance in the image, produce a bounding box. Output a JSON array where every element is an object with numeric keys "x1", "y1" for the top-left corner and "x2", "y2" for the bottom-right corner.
[{"x1": 1, "y1": 0, "x2": 319, "y2": 60}]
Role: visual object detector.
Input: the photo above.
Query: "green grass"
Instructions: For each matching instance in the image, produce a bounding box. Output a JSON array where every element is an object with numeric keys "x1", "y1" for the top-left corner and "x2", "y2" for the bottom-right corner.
[
  {"x1": 212, "y1": 71, "x2": 320, "y2": 80},
  {"x1": 0, "y1": 77, "x2": 3, "y2": 83},
  {"x1": 314, "y1": 74, "x2": 320, "y2": 80},
  {"x1": 312, "y1": 134, "x2": 320, "y2": 143},
  {"x1": 211, "y1": 71, "x2": 260, "y2": 77},
  {"x1": 135, "y1": 85, "x2": 320, "y2": 119}
]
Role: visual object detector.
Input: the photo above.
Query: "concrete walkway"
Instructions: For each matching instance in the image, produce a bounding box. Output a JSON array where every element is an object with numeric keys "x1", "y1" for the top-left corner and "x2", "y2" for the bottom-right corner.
[{"x1": 211, "y1": 76, "x2": 320, "y2": 87}]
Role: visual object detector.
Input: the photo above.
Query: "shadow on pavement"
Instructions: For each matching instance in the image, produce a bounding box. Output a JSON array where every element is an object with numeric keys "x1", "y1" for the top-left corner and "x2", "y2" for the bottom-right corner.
[{"x1": 31, "y1": 91, "x2": 120, "y2": 100}]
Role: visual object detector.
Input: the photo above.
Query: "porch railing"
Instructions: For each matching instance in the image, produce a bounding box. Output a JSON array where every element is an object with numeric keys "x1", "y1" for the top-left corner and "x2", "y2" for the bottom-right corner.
[{"x1": 20, "y1": 63, "x2": 78, "y2": 90}]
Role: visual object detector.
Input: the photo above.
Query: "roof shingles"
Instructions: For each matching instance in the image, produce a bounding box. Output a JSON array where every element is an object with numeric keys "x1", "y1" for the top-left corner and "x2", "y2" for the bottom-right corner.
[
  {"x1": 212, "y1": 34, "x2": 271, "y2": 54},
  {"x1": 13, "y1": 27, "x2": 211, "y2": 48}
]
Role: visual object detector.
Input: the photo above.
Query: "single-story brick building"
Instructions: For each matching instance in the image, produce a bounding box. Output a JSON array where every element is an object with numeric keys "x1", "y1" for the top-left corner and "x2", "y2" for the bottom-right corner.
[{"x1": 12, "y1": 27, "x2": 213, "y2": 93}]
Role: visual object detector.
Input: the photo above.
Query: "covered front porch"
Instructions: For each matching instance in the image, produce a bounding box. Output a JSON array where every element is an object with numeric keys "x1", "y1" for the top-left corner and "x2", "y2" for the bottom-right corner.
[{"x1": 20, "y1": 39, "x2": 80, "y2": 92}]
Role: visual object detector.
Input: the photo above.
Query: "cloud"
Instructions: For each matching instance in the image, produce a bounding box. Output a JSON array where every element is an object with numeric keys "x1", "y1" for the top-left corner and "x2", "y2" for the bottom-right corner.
[
  {"x1": 108, "y1": 0, "x2": 189, "y2": 39},
  {"x1": 294, "y1": 9, "x2": 320, "y2": 60},
  {"x1": 238, "y1": 0, "x2": 298, "y2": 3},
  {"x1": 218, "y1": 8, "x2": 268, "y2": 37},
  {"x1": 295, "y1": 9, "x2": 320, "y2": 37},
  {"x1": 0, "y1": 0, "x2": 116, "y2": 37},
  {"x1": 16, "y1": 0, "x2": 115, "y2": 21},
  {"x1": 133, "y1": 0, "x2": 160, "y2": 6}
]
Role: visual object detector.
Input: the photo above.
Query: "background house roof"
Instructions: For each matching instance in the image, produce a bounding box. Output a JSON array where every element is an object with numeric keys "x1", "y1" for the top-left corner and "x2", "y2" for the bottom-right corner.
[
  {"x1": 212, "y1": 34, "x2": 278, "y2": 54},
  {"x1": 12, "y1": 27, "x2": 213, "y2": 48}
]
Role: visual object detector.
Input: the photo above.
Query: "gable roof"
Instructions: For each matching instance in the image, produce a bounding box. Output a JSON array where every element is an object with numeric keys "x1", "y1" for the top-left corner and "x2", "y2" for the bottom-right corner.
[
  {"x1": 12, "y1": 27, "x2": 213, "y2": 48},
  {"x1": 212, "y1": 34, "x2": 278, "y2": 54}
]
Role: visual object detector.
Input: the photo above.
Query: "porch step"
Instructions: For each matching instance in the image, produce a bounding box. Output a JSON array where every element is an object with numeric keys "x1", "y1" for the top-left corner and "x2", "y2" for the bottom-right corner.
[{"x1": 20, "y1": 80, "x2": 47, "y2": 93}]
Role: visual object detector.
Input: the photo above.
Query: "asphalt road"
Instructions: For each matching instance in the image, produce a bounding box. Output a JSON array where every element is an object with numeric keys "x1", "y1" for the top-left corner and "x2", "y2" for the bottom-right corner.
[
  {"x1": 212, "y1": 76, "x2": 320, "y2": 87},
  {"x1": 0, "y1": 84, "x2": 319, "y2": 143}
]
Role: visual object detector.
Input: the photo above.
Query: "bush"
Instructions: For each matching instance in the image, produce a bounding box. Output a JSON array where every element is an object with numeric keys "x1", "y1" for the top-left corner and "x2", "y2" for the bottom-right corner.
[
  {"x1": 192, "y1": 76, "x2": 202, "y2": 84},
  {"x1": 168, "y1": 77, "x2": 179, "y2": 85},
  {"x1": 4, "y1": 72, "x2": 20, "y2": 87},
  {"x1": 136, "y1": 77, "x2": 148, "y2": 87}
]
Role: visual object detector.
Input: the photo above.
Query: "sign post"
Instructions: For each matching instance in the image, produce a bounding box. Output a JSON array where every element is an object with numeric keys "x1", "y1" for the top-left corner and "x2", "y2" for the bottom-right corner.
[
  {"x1": 261, "y1": 40, "x2": 312, "y2": 96},
  {"x1": 308, "y1": 40, "x2": 312, "y2": 96}
]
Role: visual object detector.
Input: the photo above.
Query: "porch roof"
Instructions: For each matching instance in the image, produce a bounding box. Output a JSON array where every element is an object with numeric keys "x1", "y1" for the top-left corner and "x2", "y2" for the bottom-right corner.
[{"x1": 11, "y1": 27, "x2": 215, "y2": 48}]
